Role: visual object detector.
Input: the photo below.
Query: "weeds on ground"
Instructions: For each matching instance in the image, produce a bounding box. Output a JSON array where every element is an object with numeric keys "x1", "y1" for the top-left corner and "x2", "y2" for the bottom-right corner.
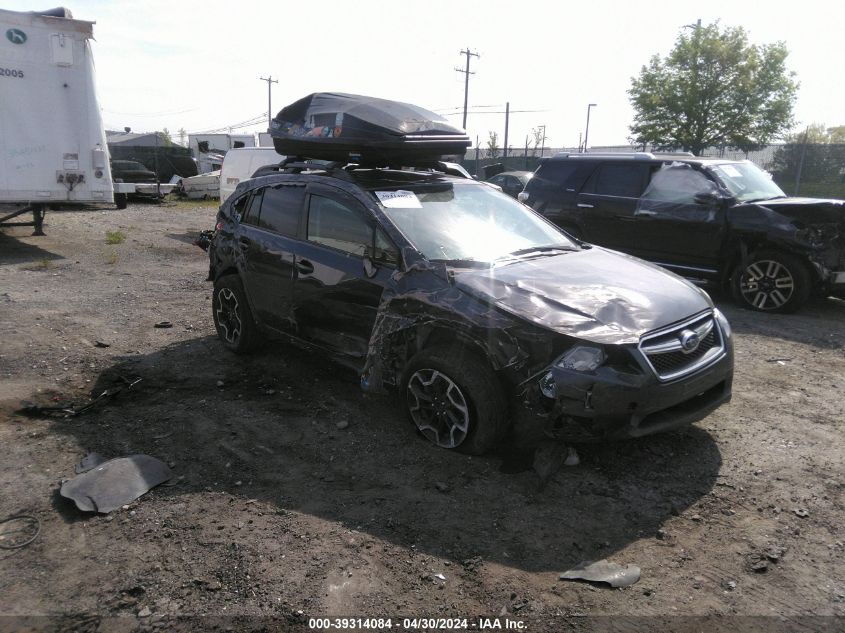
[
  {"x1": 21, "y1": 257, "x2": 53, "y2": 271},
  {"x1": 105, "y1": 230, "x2": 127, "y2": 245}
]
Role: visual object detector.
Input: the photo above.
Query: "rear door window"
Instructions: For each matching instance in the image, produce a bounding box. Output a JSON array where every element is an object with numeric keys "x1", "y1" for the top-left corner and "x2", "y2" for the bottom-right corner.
[
  {"x1": 240, "y1": 189, "x2": 264, "y2": 226},
  {"x1": 257, "y1": 184, "x2": 305, "y2": 236},
  {"x1": 585, "y1": 163, "x2": 650, "y2": 198}
]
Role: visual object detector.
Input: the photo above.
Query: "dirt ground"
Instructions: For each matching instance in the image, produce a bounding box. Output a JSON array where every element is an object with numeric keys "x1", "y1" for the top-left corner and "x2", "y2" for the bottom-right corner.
[{"x1": 0, "y1": 201, "x2": 843, "y2": 633}]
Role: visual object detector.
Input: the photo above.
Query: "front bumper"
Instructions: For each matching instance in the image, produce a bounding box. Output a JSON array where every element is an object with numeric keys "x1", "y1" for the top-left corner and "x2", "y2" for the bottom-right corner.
[{"x1": 524, "y1": 340, "x2": 734, "y2": 442}]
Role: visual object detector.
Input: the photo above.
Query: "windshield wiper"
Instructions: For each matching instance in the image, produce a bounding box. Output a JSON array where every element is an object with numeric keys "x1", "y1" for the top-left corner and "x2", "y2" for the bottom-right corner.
[
  {"x1": 743, "y1": 195, "x2": 788, "y2": 204},
  {"x1": 430, "y1": 258, "x2": 492, "y2": 268},
  {"x1": 496, "y1": 245, "x2": 575, "y2": 261}
]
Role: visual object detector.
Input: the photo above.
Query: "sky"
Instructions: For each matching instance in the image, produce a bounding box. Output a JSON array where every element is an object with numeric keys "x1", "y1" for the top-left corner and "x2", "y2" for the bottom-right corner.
[{"x1": 10, "y1": 0, "x2": 844, "y2": 149}]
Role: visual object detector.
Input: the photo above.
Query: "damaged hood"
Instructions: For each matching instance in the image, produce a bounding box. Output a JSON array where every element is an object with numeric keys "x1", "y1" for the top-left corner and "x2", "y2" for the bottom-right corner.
[
  {"x1": 743, "y1": 197, "x2": 845, "y2": 222},
  {"x1": 452, "y1": 247, "x2": 711, "y2": 344}
]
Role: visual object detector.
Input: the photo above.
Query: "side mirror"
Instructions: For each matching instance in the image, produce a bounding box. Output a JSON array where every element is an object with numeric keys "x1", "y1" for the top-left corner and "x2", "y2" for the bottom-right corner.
[
  {"x1": 363, "y1": 254, "x2": 378, "y2": 279},
  {"x1": 693, "y1": 190, "x2": 720, "y2": 205}
]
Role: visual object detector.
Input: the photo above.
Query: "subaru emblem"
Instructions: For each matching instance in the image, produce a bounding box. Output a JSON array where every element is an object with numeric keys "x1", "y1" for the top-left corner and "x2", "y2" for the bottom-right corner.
[{"x1": 679, "y1": 329, "x2": 700, "y2": 353}]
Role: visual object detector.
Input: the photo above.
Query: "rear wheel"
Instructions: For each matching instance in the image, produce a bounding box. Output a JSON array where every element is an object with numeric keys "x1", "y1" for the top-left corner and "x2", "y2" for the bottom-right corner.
[
  {"x1": 731, "y1": 250, "x2": 811, "y2": 313},
  {"x1": 401, "y1": 345, "x2": 507, "y2": 455},
  {"x1": 212, "y1": 275, "x2": 259, "y2": 353},
  {"x1": 114, "y1": 193, "x2": 128, "y2": 210}
]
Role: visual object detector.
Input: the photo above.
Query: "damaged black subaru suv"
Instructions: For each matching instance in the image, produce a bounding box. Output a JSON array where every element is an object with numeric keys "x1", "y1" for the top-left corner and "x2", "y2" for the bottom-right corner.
[{"x1": 206, "y1": 160, "x2": 734, "y2": 454}]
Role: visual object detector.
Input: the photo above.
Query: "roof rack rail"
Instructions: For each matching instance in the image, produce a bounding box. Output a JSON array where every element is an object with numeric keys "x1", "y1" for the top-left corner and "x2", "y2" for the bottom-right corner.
[
  {"x1": 553, "y1": 151, "x2": 656, "y2": 160},
  {"x1": 552, "y1": 151, "x2": 696, "y2": 160},
  {"x1": 251, "y1": 156, "x2": 355, "y2": 181}
]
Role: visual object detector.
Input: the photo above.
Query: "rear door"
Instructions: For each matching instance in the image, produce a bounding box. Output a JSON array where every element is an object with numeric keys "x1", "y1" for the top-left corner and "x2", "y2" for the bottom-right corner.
[
  {"x1": 236, "y1": 182, "x2": 305, "y2": 332},
  {"x1": 291, "y1": 184, "x2": 399, "y2": 360},
  {"x1": 575, "y1": 161, "x2": 652, "y2": 250}
]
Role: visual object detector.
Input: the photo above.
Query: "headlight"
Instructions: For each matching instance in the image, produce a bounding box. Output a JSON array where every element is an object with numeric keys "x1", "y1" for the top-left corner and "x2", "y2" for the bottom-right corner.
[
  {"x1": 539, "y1": 372, "x2": 556, "y2": 398},
  {"x1": 556, "y1": 345, "x2": 606, "y2": 372},
  {"x1": 714, "y1": 308, "x2": 732, "y2": 339}
]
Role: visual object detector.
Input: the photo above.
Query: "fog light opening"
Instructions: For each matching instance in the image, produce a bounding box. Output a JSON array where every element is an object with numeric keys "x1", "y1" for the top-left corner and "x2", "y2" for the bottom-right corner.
[{"x1": 539, "y1": 372, "x2": 555, "y2": 399}]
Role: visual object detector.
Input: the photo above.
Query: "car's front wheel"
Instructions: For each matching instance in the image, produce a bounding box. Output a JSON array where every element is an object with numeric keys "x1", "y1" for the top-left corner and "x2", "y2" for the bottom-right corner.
[
  {"x1": 401, "y1": 345, "x2": 507, "y2": 455},
  {"x1": 730, "y1": 250, "x2": 811, "y2": 313},
  {"x1": 212, "y1": 275, "x2": 259, "y2": 353}
]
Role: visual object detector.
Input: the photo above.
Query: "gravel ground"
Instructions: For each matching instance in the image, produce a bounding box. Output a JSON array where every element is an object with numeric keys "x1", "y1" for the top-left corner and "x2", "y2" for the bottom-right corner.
[{"x1": 0, "y1": 201, "x2": 843, "y2": 633}]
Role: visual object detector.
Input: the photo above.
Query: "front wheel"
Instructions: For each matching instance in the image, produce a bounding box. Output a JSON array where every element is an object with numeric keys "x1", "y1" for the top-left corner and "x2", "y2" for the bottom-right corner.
[
  {"x1": 401, "y1": 345, "x2": 508, "y2": 455},
  {"x1": 212, "y1": 275, "x2": 259, "y2": 353},
  {"x1": 730, "y1": 250, "x2": 811, "y2": 313}
]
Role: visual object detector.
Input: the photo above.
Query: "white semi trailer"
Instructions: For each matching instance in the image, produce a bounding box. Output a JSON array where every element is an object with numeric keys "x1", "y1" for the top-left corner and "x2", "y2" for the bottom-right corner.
[{"x1": 0, "y1": 7, "x2": 113, "y2": 235}]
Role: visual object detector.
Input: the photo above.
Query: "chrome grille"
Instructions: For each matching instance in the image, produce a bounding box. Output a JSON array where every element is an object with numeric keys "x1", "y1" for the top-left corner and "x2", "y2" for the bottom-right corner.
[{"x1": 639, "y1": 312, "x2": 725, "y2": 381}]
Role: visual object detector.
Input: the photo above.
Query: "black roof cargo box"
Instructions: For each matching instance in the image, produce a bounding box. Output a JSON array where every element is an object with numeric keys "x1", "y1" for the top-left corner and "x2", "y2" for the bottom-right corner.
[{"x1": 269, "y1": 93, "x2": 471, "y2": 164}]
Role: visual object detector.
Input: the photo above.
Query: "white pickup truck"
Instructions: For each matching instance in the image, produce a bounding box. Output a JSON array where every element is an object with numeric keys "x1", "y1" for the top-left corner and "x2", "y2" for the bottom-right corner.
[{"x1": 0, "y1": 7, "x2": 115, "y2": 234}]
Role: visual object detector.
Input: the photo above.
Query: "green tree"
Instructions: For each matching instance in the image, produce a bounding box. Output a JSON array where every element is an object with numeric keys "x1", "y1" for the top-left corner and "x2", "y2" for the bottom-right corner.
[
  {"x1": 158, "y1": 128, "x2": 173, "y2": 146},
  {"x1": 628, "y1": 22, "x2": 798, "y2": 155},
  {"x1": 769, "y1": 123, "x2": 845, "y2": 187},
  {"x1": 486, "y1": 131, "x2": 500, "y2": 159},
  {"x1": 530, "y1": 127, "x2": 544, "y2": 156}
]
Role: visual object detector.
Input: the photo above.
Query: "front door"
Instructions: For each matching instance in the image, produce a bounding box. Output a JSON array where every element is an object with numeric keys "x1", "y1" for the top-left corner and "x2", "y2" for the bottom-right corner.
[
  {"x1": 631, "y1": 165, "x2": 726, "y2": 273},
  {"x1": 291, "y1": 185, "x2": 399, "y2": 360}
]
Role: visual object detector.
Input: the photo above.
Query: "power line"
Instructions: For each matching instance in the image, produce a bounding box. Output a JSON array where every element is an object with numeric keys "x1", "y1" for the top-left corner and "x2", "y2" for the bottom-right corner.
[
  {"x1": 189, "y1": 113, "x2": 266, "y2": 135},
  {"x1": 439, "y1": 108, "x2": 548, "y2": 116}
]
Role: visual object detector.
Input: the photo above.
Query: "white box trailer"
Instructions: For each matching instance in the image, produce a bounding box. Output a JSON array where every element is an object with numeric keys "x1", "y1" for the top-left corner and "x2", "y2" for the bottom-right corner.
[{"x1": 0, "y1": 7, "x2": 113, "y2": 234}]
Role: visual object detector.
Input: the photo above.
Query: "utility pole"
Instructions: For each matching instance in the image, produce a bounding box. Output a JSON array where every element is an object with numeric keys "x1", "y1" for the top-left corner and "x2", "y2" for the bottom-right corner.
[
  {"x1": 503, "y1": 102, "x2": 510, "y2": 160},
  {"x1": 259, "y1": 75, "x2": 278, "y2": 128},
  {"x1": 583, "y1": 103, "x2": 597, "y2": 153},
  {"x1": 455, "y1": 48, "x2": 479, "y2": 130},
  {"x1": 524, "y1": 135, "x2": 529, "y2": 169},
  {"x1": 538, "y1": 125, "x2": 546, "y2": 158}
]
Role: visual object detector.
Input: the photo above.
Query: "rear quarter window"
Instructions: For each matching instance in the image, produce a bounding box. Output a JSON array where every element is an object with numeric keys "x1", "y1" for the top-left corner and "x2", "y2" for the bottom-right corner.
[{"x1": 533, "y1": 160, "x2": 596, "y2": 192}]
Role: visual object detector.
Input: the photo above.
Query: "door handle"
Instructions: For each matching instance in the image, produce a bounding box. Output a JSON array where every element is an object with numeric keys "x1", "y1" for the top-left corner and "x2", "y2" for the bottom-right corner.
[
  {"x1": 577, "y1": 203, "x2": 594, "y2": 209},
  {"x1": 296, "y1": 259, "x2": 314, "y2": 275},
  {"x1": 636, "y1": 209, "x2": 657, "y2": 217}
]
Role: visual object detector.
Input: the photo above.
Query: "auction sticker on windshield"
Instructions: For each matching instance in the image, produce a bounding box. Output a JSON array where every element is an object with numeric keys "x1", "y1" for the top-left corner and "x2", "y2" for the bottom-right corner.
[{"x1": 375, "y1": 190, "x2": 422, "y2": 208}]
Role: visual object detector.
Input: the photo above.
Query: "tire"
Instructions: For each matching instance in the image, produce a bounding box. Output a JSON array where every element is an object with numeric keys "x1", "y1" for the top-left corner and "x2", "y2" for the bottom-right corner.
[
  {"x1": 401, "y1": 345, "x2": 508, "y2": 455},
  {"x1": 114, "y1": 193, "x2": 128, "y2": 210},
  {"x1": 730, "y1": 250, "x2": 812, "y2": 313},
  {"x1": 212, "y1": 275, "x2": 259, "y2": 353}
]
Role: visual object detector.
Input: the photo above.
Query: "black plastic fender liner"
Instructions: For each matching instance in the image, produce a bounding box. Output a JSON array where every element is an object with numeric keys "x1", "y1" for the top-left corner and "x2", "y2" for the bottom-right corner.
[{"x1": 270, "y1": 93, "x2": 471, "y2": 164}]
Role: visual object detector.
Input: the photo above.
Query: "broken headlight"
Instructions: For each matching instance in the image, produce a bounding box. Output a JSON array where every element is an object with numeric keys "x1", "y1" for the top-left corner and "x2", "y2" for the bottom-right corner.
[
  {"x1": 539, "y1": 346, "x2": 606, "y2": 399},
  {"x1": 556, "y1": 346, "x2": 606, "y2": 372},
  {"x1": 713, "y1": 307, "x2": 732, "y2": 339}
]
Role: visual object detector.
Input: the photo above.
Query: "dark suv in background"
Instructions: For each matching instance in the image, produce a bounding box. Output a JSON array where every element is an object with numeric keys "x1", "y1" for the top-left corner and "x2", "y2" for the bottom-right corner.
[{"x1": 519, "y1": 152, "x2": 845, "y2": 312}]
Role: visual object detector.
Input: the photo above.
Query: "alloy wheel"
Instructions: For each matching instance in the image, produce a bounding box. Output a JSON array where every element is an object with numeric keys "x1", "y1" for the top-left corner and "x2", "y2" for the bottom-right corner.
[
  {"x1": 215, "y1": 287, "x2": 242, "y2": 344},
  {"x1": 739, "y1": 259, "x2": 795, "y2": 310},
  {"x1": 406, "y1": 369, "x2": 470, "y2": 449}
]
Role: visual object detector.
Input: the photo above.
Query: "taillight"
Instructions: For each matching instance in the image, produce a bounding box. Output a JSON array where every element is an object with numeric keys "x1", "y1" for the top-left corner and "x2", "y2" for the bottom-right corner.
[{"x1": 215, "y1": 222, "x2": 223, "y2": 231}]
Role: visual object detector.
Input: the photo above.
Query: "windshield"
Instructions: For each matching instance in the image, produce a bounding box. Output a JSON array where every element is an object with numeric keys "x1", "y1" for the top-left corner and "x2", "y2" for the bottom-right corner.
[
  {"x1": 707, "y1": 162, "x2": 785, "y2": 203},
  {"x1": 374, "y1": 182, "x2": 577, "y2": 264}
]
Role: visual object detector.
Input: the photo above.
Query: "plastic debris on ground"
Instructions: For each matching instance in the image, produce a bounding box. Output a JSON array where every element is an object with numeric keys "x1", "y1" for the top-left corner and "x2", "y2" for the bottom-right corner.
[
  {"x1": 559, "y1": 559, "x2": 641, "y2": 588},
  {"x1": 60, "y1": 455, "x2": 172, "y2": 514},
  {"x1": 75, "y1": 452, "x2": 108, "y2": 474}
]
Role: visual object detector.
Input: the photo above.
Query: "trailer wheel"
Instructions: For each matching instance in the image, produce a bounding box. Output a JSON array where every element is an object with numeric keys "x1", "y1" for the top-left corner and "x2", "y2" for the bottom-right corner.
[{"x1": 115, "y1": 193, "x2": 128, "y2": 210}]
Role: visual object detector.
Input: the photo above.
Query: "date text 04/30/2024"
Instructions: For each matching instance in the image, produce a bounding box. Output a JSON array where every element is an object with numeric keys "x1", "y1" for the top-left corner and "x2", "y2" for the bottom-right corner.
[{"x1": 307, "y1": 617, "x2": 527, "y2": 630}]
